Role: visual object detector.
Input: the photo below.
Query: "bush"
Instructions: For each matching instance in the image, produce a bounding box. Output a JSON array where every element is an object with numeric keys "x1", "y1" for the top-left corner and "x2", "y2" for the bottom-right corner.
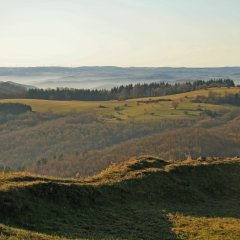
[{"x1": 0, "y1": 103, "x2": 32, "y2": 114}]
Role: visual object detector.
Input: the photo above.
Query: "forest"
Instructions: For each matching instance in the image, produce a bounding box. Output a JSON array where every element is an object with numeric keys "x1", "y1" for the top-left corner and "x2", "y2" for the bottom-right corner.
[
  {"x1": 1, "y1": 106, "x2": 240, "y2": 178},
  {"x1": 28, "y1": 111, "x2": 240, "y2": 177},
  {"x1": 194, "y1": 91, "x2": 240, "y2": 106},
  {"x1": 23, "y1": 79, "x2": 235, "y2": 101}
]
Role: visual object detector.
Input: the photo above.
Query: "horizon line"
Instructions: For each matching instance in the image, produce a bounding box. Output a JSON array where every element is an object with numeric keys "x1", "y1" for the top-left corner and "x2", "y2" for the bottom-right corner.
[{"x1": 0, "y1": 66, "x2": 240, "y2": 69}]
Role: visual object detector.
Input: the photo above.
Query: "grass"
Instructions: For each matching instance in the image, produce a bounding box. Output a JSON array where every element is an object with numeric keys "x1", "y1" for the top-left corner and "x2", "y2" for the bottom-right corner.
[
  {"x1": 169, "y1": 214, "x2": 240, "y2": 240},
  {"x1": 1, "y1": 87, "x2": 240, "y2": 122},
  {"x1": 0, "y1": 156, "x2": 240, "y2": 239},
  {"x1": 0, "y1": 224, "x2": 65, "y2": 240}
]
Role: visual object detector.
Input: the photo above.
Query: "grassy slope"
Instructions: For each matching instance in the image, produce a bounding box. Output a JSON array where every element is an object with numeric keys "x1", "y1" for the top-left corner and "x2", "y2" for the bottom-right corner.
[
  {"x1": 1, "y1": 87, "x2": 240, "y2": 122},
  {"x1": 1, "y1": 156, "x2": 240, "y2": 240}
]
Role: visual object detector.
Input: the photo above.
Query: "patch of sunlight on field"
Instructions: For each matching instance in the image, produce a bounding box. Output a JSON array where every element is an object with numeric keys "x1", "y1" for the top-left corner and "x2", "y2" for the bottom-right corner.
[
  {"x1": 0, "y1": 224, "x2": 68, "y2": 240},
  {"x1": 1, "y1": 87, "x2": 240, "y2": 122},
  {"x1": 131, "y1": 87, "x2": 240, "y2": 102},
  {"x1": 169, "y1": 214, "x2": 240, "y2": 240},
  {"x1": 0, "y1": 99, "x2": 101, "y2": 112}
]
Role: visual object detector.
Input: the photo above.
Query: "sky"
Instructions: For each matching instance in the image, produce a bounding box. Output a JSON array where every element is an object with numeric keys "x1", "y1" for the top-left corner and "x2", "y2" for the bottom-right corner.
[{"x1": 0, "y1": 0, "x2": 240, "y2": 67}]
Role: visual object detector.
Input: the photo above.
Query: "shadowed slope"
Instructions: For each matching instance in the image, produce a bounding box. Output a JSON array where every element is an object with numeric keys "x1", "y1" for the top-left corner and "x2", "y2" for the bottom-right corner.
[{"x1": 0, "y1": 156, "x2": 240, "y2": 240}]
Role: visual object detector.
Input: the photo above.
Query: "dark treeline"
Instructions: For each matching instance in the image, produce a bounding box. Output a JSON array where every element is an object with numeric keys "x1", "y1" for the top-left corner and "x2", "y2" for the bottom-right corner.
[
  {"x1": 194, "y1": 91, "x2": 240, "y2": 106},
  {"x1": 0, "y1": 103, "x2": 32, "y2": 115},
  {"x1": 26, "y1": 79, "x2": 235, "y2": 101}
]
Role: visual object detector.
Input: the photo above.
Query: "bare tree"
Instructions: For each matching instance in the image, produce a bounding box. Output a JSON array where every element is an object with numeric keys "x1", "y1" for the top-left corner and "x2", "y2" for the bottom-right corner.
[{"x1": 171, "y1": 101, "x2": 179, "y2": 109}]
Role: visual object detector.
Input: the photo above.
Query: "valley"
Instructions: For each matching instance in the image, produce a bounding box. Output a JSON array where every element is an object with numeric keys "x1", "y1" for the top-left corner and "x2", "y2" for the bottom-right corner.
[{"x1": 1, "y1": 87, "x2": 240, "y2": 178}]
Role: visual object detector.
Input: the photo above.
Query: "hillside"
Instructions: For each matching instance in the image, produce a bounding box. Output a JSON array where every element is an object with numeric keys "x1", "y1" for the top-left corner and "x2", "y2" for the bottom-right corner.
[
  {"x1": 1, "y1": 156, "x2": 240, "y2": 240},
  {"x1": 1, "y1": 87, "x2": 240, "y2": 120},
  {"x1": 0, "y1": 81, "x2": 29, "y2": 98},
  {"x1": 1, "y1": 87, "x2": 240, "y2": 176},
  {"x1": 36, "y1": 114, "x2": 240, "y2": 178}
]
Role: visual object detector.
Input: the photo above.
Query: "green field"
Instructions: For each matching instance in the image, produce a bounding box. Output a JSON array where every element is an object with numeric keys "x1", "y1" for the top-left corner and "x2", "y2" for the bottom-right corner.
[
  {"x1": 1, "y1": 87, "x2": 240, "y2": 122},
  {"x1": 0, "y1": 156, "x2": 240, "y2": 240}
]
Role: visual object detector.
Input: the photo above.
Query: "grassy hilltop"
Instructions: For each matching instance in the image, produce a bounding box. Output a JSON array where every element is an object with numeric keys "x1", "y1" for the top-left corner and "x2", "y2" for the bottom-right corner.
[
  {"x1": 1, "y1": 87, "x2": 240, "y2": 122},
  {"x1": 1, "y1": 156, "x2": 240, "y2": 240}
]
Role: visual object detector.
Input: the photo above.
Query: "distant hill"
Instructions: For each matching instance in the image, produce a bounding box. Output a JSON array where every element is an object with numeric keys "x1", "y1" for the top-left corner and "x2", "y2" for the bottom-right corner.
[
  {"x1": 4, "y1": 81, "x2": 36, "y2": 90},
  {"x1": 0, "y1": 66, "x2": 240, "y2": 89},
  {"x1": 0, "y1": 156, "x2": 240, "y2": 239},
  {"x1": 0, "y1": 81, "x2": 35, "y2": 98},
  {"x1": 0, "y1": 81, "x2": 26, "y2": 98}
]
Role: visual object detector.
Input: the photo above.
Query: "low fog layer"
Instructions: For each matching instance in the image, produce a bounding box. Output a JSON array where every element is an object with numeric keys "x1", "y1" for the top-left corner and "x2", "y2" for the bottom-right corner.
[{"x1": 0, "y1": 67, "x2": 240, "y2": 89}]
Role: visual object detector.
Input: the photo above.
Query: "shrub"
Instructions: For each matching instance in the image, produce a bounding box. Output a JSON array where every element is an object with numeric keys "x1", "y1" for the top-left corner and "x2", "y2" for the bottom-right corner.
[{"x1": 0, "y1": 103, "x2": 32, "y2": 114}]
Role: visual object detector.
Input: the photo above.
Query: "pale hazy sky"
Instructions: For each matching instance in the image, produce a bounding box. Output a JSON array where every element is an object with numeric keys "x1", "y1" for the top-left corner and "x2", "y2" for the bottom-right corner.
[{"x1": 0, "y1": 0, "x2": 240, "y2": 67}]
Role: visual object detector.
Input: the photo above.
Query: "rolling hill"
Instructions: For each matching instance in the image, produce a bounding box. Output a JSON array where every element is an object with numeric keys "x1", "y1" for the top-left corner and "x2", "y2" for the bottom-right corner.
[
  {"x1": 1, "y1": 87, "x2": 240, "y2": 121},
  {"x1": 0, "y1": 81, "x2": 34, "y2": 98},
  {"x1": 0, "y1": 81, "x2": 25, "y2": 98},
  {"x1": 0, "y1": 156, "x2": 240, "y2": 240},
  {"x1": 1, "y1": 87, "x2": 240, "y2": 177}
]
